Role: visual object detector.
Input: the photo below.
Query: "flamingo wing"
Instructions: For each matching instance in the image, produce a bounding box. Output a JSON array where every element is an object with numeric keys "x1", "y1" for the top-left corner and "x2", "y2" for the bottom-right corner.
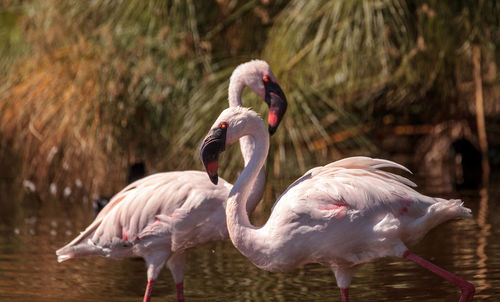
[
  {"x1": 91, "y1": 171, "x2": 230, "y2": 249},
  {"x1": 95, "y1": 173, "x2": 170, "y2": 220},
  {"x1": 271, "y1": 157, "x2": 433, "y2": 220},
  {"x1": 140, "y1": 174, "x2": 232, "y2": 251},
  {"x1": 58, "y1": 171, "x2": 231, "y2": 260}
]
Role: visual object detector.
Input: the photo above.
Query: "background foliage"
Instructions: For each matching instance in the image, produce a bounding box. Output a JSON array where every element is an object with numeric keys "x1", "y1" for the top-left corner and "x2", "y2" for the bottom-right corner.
[{"x1": 0, "y1": 0, "x2": 498, "y2": 200}]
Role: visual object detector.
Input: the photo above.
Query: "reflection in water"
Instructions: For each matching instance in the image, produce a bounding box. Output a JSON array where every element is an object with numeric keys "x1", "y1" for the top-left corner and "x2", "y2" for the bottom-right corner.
[
  {"x1": 475, "y1": 187, "x2": 491, "y2": 298},
  {"x1": 1, "y1": 175, "x2": 500, "y2": 301}
]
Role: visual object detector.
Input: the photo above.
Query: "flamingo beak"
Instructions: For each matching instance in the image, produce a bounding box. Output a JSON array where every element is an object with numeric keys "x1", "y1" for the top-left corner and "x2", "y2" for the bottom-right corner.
[
  {"x1": 264, "y1": 80, "x2": 287, "y2": 135},
  {"x1": 200, "y1": 128, "x2": 226, "y2": 185}
]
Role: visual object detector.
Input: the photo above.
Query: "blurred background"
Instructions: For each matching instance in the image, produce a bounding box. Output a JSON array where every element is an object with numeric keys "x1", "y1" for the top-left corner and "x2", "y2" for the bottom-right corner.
[{"x1": 0, "y1": 1, "x2": 499, "y2": 301}]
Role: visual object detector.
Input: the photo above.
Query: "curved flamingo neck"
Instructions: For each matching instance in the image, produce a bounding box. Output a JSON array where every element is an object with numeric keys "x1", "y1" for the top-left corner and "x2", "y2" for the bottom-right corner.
[
  {"x1": 228, "y1": 67, "x2": 265, "y2": 214},
  {"x1": 228, "y1": 69, "x2": 246, "y2": 108},
  {"x1": 238, "y1": 135, "x2": 266, "y2": 214},
  {"x1": 226, "y1": 117, "x2": 270, "y2": 265}
]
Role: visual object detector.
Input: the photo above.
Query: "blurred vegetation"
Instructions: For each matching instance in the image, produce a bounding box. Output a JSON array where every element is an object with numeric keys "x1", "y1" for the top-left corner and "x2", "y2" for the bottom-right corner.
[
  {"x1": 264, "y1": 0, "x2": 499, "y2": 171},
  {"x1": 0, "y1": 0, "x2": 498, "y2": 200}
]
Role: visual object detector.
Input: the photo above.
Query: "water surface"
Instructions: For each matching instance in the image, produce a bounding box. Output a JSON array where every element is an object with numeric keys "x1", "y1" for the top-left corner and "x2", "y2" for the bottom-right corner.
[{"x1": 0, "y1": 174, "x2": 499, "y2": 301}]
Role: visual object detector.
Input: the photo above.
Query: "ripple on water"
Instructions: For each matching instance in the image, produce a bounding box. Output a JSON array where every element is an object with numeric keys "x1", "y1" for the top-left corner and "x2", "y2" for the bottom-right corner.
[{"x1": 1, "y1": 180, "x2": 500, "y2": 301}]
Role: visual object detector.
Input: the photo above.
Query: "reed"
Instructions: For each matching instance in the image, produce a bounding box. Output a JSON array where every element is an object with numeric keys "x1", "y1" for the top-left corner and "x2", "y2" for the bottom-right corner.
[
  {"x1": 0, "y1": 0, "x2": 285, "y2": 199},
  {"x1": 0, "y1": 0, "x2": 498, "y2": 201},
  {"x1": 261, "y1": 0, "x2": 499, "y2": 174}
]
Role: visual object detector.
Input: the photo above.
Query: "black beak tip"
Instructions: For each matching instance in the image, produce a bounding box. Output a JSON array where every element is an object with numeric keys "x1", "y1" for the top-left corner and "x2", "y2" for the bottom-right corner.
[
  {"x1": 268, "y1": 124, "x2": 277, "y2": 136},
  {"x1": 209, "y1": 173, "x2": 218, "y2": 185}
]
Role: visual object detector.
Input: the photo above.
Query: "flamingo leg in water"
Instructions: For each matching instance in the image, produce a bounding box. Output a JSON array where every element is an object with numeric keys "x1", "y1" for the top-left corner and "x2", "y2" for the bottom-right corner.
[
  {"x1": 176, "y1": 282, "x2": 185, "y2": 302},
  {"x1": 403, "y1": 251, "x2": 475, "y2": 302},
  {"x1": 143, "y1": 280, "x2": 155, "y2": 302},
  {"x1": 340, "y1": 288, "x2": 349, "y2": 302}
]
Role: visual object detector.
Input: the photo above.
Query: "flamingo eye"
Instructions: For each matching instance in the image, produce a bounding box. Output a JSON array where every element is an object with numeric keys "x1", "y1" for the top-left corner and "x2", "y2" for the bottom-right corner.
[
  {"x1": 220, "y1": 122, "x2": 228, "y2": 129},
  {"x1": 263, "y1": 76, "x2": 269, "y2": 83}
]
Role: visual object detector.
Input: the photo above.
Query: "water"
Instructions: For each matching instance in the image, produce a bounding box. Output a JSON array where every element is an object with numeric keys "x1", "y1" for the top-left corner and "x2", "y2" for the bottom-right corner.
[{"x1": 1, "y1": 174, "x2": 499, "y2": 301}]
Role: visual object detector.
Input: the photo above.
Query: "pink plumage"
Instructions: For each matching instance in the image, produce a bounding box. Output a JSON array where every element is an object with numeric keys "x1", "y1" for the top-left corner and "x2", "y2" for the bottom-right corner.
[
  {"x1": 200, "y1": 107, "x2": 475, "y2": 302},
  {"x1": 56, "y1": 60, "x2": 288, "y2": 302}
]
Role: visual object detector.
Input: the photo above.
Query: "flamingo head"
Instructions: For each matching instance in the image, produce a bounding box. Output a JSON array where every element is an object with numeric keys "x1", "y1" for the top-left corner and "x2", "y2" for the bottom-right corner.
[
  {"x1": 232, "y1": 60, "x2": 288, "y2": 135},
  {"x1": 200, "y1": 121, "x2": 227, "y2": 185},
  {"x1": 200, "y1": 107, "x2": 265, "y2": 185}
]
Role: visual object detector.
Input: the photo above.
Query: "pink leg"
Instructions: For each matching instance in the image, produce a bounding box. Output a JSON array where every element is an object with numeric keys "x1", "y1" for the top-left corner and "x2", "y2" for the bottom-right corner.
[
  {"x1": 340, "y1": 288, "x2": 349, "y2": 302},
  {"x1": 176, "y1": 282, "x2": 185, "y2": 302},
  {"x1": 143, "y1": 280, "x2": 155, "y2": 302},
  {"x1": 403, "y1": 251, "x2": 475, "y2": 302}
]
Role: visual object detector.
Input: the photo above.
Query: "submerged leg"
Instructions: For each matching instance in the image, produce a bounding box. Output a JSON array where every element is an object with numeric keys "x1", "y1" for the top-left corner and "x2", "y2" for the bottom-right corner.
[
  {"x1": 340, "y1": 288, "x2": 349, "y2": 302},
  {"x1": 167, "y1": 251, "x2": 187, "y2": 302},
  {"x1": 175, "y1": 282, "x2": 184, "y2": 302},
  {"x1": 143, "y1": 280, "x2": 155, "y2": 302},
  {"x1": 403, "y1": 250, "x2": 475, "y2": 302},
  {"x1": 143, "y1": 251, "x2": 169, "y2": 302}
]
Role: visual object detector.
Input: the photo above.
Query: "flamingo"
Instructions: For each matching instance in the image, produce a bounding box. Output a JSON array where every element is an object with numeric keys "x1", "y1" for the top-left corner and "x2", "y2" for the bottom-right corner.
[
  {"x1": 56, "y1": 60, "x2": 287, "y2": 302},
  {"x1": 199, "y1": 107, "x2": 475, "y2": 302}
]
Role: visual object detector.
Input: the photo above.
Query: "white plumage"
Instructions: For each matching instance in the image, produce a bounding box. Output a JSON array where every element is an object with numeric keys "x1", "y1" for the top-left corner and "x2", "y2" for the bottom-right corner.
[
  {"x1": 256, "y1": 157, "x2": 470, "y2": 271},
  {"x1": 200, "y1": 107, "x2": 475, "y2": 302},
  {"x1": 56, "y1": 60, "x2": 287, "y2": 302}
]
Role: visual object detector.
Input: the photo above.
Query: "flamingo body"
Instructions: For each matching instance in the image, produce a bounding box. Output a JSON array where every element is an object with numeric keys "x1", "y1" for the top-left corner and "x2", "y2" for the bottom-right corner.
[
  {"x1": 199, "y1": 107, "x2": 475, "y2": 301},
  {"x1": 253, "y1": 158, "x2": 470, "y2": 280},
  {"x1": 56, "y1": 60, "x2": 288, "y2": 302},
  {"x1": 58, "y1": 171, "x2": 230, "y2": 260}
]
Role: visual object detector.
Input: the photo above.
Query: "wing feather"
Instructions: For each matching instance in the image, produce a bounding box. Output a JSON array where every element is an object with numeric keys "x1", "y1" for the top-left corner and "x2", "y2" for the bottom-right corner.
[
  {"x1": 272, "y1": 157, "x2": 430, "y2": 218},
  {"x1": 60, "y1": 171, "x2": 229, "y2": 253}
]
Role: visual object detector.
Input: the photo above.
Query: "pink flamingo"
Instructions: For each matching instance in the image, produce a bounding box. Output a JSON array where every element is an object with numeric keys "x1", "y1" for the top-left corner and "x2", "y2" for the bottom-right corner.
[
  {"x1": 199, "y1": 107, "x2": 475, "y2": 302},
  {"x1": 56, "y1": 60, "x2": 287, "y2": 302}
]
